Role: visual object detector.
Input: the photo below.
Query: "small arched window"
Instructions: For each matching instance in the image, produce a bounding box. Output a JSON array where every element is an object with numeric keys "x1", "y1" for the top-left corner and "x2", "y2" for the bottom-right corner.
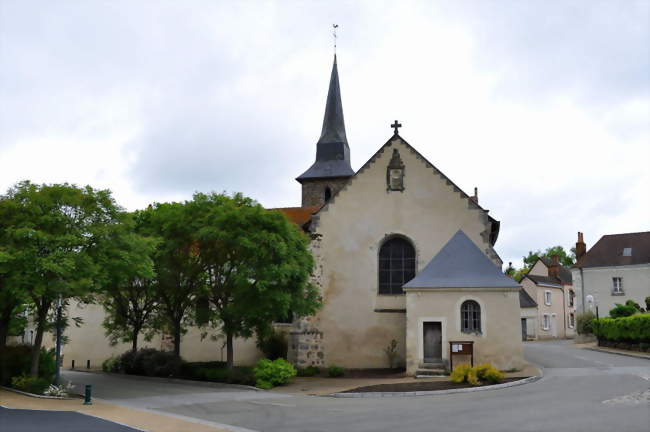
[
  {"x1": 378, "y1": 237, "x2": 415, "y2": 295},
  {"x1": 324, "y1": 187, "x2": 332, "y2": 203},
  {"x1": 461, "y1": 300, "x2": 481, "y2": 333}
]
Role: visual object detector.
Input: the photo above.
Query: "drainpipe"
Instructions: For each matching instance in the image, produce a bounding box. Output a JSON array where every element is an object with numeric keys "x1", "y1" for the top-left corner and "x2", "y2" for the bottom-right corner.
[{"x1": 579, "y1": 268, "x2": 585, "y2": 314}]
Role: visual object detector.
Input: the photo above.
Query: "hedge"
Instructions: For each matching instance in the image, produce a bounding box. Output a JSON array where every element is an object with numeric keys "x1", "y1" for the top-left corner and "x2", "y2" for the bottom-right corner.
[{"x1": 592, "y1": 314, "x2": 650, "y2": 342}]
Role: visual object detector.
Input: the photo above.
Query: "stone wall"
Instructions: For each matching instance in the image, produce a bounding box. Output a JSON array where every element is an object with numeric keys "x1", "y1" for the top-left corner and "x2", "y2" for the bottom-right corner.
[
  {"x1": 301, "y1": 178, "x2": 350, "y2": 207},
  {"x1": 287, "y1": 317, "x2": 325, "y2": 367}
]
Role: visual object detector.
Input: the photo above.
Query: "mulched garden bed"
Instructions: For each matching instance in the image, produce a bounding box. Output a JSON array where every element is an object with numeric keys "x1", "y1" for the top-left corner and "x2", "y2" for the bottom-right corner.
[
  {"x1": 335, "y1": 368, "x2": 406, "y2": 378},
  {"x1": 342, "y1": 377, "x2": 529, "y2": 393}
]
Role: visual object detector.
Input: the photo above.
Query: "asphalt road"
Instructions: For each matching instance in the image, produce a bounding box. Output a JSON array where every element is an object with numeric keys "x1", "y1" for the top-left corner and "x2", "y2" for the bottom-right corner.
[
  {"x1": 0, "y1": 407, "x2": 141, "y2": 432},
  {"x1": 62, "y1": 340, "x2": 650, "y2": 432}
]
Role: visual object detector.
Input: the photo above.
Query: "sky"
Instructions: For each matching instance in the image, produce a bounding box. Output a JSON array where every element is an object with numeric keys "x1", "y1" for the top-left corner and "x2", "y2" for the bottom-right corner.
[{"x1": 1, "y1": 0, "x2": 648, "y2": 268}]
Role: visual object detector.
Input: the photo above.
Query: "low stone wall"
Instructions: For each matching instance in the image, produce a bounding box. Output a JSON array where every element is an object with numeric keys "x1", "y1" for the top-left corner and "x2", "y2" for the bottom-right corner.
[{"x1": 287, "y1": 318, "x2": 325, "y2": 368}]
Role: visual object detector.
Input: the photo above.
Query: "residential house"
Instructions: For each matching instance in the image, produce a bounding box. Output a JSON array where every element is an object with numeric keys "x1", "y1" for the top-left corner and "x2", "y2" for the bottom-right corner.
[{"x1": 572, "y1": 232, "x2": 650, "y2": 316}]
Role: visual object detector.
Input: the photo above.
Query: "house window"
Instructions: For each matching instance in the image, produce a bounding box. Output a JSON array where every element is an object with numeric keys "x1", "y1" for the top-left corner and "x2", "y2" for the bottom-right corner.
[
  {"x1": 542, "y1": 314, "x2": 550, "y2": 330},
  {"x1": 568, "y1": 290, "x2": 575, "y2": 307},
  {"x1": 612, "y1": 277, "x2": 624, "y2": 294},
  {"x1": 461, "y1": 300, "x2": 481, "y2": 334},
  {"x1": 544, "y1": 290, "x2": 552, "y2": 306},
  {"x1": 568, "y1": 313, "x2": 575, "y2": 328},
  {"x1": 378, "y1": 237, "x2": 415, "y2": 295}
]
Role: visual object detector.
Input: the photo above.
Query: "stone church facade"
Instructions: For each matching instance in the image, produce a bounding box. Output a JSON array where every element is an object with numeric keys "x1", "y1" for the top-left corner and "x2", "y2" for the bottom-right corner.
[{"x1": 283, "y1": 55, "x2": 524, "y2": 374}]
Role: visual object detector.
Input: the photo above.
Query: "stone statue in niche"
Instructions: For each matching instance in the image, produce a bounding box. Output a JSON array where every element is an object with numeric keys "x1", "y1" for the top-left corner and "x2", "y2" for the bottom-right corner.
[{"x1": 387, "y1": 148, "x2": 405, "y2": 191}]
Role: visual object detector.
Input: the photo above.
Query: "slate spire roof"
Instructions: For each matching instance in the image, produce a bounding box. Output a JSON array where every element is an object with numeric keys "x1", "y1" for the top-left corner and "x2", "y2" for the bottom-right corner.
[
  {"x1": 297, "y1": 55, "x2": 355, "y2": 182},
  {"x1": 403, "y1": 230, "x2": 520, "y2": 289}
]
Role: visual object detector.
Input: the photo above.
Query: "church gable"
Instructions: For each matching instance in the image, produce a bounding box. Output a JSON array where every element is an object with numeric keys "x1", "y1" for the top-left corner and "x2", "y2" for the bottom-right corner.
[{"x1": 312, "y1": 134, "x2": 499, "y2": 264}]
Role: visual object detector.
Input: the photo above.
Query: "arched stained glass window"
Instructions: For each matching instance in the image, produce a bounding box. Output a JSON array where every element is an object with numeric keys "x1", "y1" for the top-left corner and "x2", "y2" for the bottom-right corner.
[
  {"x1": 461, "y1": 300, "x2": 481, "y2": 333},
  {"x1": 378, "y1": 237, "x2": 415, "y2": 295}
]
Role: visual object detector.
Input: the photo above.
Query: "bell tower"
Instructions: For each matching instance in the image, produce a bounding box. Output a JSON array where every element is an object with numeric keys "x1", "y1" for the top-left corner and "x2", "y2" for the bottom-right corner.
[{"x1": 296, "y1": 55, "x2": 354, "y2": 207}]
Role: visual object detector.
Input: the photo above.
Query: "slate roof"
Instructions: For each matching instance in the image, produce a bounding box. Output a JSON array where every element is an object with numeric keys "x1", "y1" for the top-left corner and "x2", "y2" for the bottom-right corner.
[
  {"x1": 525, "y1": 274, "x2": 563, "y2": 288},
  {"x1": 538, "y1": 257, "x2": 573, "y2": 284},
  {"x1": 403, "y1": 230, "x2": 520, "y2": 289},
  {"x1": 519, "y1": 289, "x2": 537, "y2": 308},
  {"x1": 297, "y1": 55, "x2": 354, "y2": 181},
  {"x1": 575, "y1": 232, "x2": 650, "y2": 268}
]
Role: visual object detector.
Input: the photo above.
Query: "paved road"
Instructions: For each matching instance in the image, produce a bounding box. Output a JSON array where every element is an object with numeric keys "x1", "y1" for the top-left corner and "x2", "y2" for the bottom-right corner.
[
  {"x1": 63, "y1": 341, "x2": 650, "y2": 432},
  {"x1": 0, "y1": 407, "x2": 141, "y2": 432}
]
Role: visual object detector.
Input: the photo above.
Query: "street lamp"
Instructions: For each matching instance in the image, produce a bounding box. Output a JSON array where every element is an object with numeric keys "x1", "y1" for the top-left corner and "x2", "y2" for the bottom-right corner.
[{"x1": 54, "y1": 296, "x2": 63, "y2": 386}]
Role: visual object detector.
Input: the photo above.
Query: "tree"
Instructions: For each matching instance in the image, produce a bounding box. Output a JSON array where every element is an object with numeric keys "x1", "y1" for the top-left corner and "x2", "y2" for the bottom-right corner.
[
  {"x1": 2, "y1": 181, "x2": 122, "y2": 377},
  {"x1": 187, "y1": 192, "x2": 320, "y2": 368},
  {"x1": 523, "y1": 245, "x2": 576, "y2": 269},
  {"x1": 0, "y1": 196, "x2": 30, "y2": 352},
  {"x1": 99, "y1": 212, "x2": 158, "y2": 352},
  {"x1": 144, "y1": 202, "x2": 204, "y2": 357}
]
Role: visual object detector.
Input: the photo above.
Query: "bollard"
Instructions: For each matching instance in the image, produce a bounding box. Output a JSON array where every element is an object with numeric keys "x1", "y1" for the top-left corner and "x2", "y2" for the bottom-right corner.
[
  {"x1": 83, "y1": 384, "x2": 92, "y2": 405},
  {"x1": 71, "y1": 360, "x2": 75, "y2": 369},
  {"x1": 86, "y1": 360, "x2": 90, "y2": 369}
]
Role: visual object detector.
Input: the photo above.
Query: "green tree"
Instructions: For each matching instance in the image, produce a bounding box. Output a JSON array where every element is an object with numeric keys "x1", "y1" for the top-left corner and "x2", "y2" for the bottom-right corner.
[
  {"x1": 187, "y1": 192, "x2": 320, "y2": 368},
  {"x1": 523, "y1": 245, "x2": 575, "y2": 269},
  {"x1": 2, "y1": 181, "x2": 122, "y2": 377},
  {"x1": 145, "y1": 202, "x2": 204, "y2": 357},
  {"x1": 99, "y1": 213, "x2": 158, "y2": 352}
]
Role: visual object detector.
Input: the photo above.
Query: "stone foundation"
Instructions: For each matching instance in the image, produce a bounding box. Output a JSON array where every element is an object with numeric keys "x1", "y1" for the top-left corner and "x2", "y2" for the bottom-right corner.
[{"x1": 287, "y1": 318, "x2": 325, "y2": 368}]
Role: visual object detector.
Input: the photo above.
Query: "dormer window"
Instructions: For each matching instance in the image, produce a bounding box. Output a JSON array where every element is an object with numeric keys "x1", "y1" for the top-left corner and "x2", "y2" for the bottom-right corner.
[{"x1": 387, "y1": 149, "x2": 405, "y2": 191}]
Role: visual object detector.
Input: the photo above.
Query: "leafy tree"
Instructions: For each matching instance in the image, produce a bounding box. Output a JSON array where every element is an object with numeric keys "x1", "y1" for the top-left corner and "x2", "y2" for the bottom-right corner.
[
  {"x1": 186, "y1": 192, "x2": 320, "y2": 368},
  {"x1": 144, "y1": 202, "x2": 204, "y2": 357},
  {"x1": 0, "y1": 197, "x2": 30, "y2": 352},
  {"x1": 100, "y1": 213, "x2": 158, "y2": 352},
  {"x1": 2, "y1": 181, "x2": 122, "y2": 377},
  {"x1": 523, "y1": 246, "x2": 575, "y2": 269}
]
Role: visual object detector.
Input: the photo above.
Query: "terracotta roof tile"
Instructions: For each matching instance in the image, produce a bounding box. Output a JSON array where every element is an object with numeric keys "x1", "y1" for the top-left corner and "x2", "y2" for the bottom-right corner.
[{"x1": 271, "y1": 205, "x2": 321, "y2": 229}]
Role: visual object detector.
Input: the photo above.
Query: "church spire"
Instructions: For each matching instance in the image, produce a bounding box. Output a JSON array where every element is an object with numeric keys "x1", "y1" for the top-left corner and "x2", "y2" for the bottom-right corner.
[{"x1": 297, "y1": 55, "x2": 354, "y2": 183}]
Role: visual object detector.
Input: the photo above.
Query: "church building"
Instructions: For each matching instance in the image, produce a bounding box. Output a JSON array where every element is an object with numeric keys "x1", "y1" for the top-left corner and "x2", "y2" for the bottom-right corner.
[{"x1": 281, "y1": 55, "x2": 524, "y2": 374}]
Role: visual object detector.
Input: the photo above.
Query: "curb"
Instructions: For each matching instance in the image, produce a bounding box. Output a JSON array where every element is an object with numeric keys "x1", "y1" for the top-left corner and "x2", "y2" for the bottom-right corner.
[
  {"x1": 583, "y1": 347, "x2": 650, "y2": 361},
  {"x1": 0, "y1": 386, "x2": 77, "y2": 400},
  {"x1": 327, "y1": 374, "x2": 543, "y2": 398},
  {"x1": 64, "y1": 370, "x2": 262, "y2": 392}
]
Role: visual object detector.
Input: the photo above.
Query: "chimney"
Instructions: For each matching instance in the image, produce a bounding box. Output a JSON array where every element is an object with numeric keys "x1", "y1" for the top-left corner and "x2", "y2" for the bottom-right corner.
[
  {"x1": 575, "y1": 232, "x2": 586, "y2": 261},
  {"x1": 548, "y1": 254, "x2": 560, "y2": 279}
]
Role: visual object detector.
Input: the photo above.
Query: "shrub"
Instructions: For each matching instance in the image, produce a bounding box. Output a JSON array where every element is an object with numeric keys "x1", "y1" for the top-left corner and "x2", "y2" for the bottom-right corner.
[
  {"x1": 450, "y1": 363, "x2": 472, "y2": 383},
  {"x1": 297, "y1": 366, "x2": 320, "y2": 377},
  {"x1": 101, "y1": 356, "x2": 120, "y2": 373},
  {"x1": 609, "y1": 303, "x2": 637, "y2": 318},
  {"x1": 645, "y1": 296, "x2": 650, "y2": 312},
  {"x1": 475, "y1": 363, "x2": 505, "y2": 384},
  {"x1": 111, "y1": 349, "x2": 182, "y2": 377},
  {"x1": 10, "y1": 374, "x2": 51, "y2": 395},
  {"x1": 43, "y1": 382, "x2": 75, "y2": 397},
  {"x1": 450, "y1": 363, "x2": 503, "y2": 386},
  {"x1": 256, "y1": 329, "x2": 288, "y2": 360},
  {"x1": 140, "y1": 350, "x2": 182, "y2": 377},
  {"x1": 327, "y1": 365, "x2": 345, "y2": 377},
  {"x1": 576, "y1": 312, "x2": 596, "y2": 335},
  {"x1": 0, "y1": 345, "x2": 56, "y2": 386},
  {"x1": 592, "y1": 314, "x2": 650, "y2": 342},
  {"x1": 179, "y1": 362, "x2": 255, "y2": 385},
  {"x1": 253, "y1": 358, "x2": 296, "y2": 389}
]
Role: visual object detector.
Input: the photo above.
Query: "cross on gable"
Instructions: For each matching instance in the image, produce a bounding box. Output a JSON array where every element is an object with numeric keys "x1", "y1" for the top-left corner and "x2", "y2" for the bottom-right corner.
[{"x1": 391, "y1": 120, "x2": 402, "y2": 135}]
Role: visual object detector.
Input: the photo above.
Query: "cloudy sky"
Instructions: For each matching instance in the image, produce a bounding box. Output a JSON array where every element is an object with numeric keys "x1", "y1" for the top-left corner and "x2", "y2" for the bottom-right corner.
[{"x1": 1, "y1": 0, "x2": 648, "y2": 267}]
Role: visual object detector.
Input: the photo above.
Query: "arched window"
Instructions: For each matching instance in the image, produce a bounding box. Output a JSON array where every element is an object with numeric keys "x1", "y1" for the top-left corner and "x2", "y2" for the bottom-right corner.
[
  {"x1": 461, "y1": 300, "x2": 481, "y2": 333},
  {"x1": 378, "y1": 237, "x2": 415, "y2": 295},
  {"x1": 324, "y1": 187, "x2": 332, "y2": 203}
]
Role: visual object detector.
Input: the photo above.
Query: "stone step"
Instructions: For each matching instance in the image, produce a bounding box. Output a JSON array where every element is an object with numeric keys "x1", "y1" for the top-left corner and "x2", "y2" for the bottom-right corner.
[
  {"x1": 418, "y1": 362, "x2": 445, "y2": 370},
  {"x1": 415, "y1": 368, "x2": 448, "y2": 376}
]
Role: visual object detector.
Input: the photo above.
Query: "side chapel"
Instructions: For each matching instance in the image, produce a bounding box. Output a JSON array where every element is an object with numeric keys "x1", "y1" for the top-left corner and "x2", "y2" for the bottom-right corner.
[{"x1": 281, "y1": 55, "x2": 524, "y2": 374}]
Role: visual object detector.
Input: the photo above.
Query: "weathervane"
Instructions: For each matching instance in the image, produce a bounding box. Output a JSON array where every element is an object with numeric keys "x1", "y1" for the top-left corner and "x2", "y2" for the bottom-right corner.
[{"x1": 333, "y1": 24, "x2": 339, "y2": 55}]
